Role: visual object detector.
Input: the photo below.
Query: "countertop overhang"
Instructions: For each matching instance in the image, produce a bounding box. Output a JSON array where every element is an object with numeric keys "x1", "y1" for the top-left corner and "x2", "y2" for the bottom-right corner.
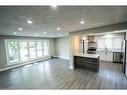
[{"x1": 74, "y1": 53, "x2": 100, "y2": 59}]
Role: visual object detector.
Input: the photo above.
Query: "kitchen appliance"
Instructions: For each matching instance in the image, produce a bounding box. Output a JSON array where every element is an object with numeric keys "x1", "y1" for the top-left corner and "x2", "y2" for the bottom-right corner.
[
  {"x1": 125, "y1": 40, "x2": 127, "y2": 78},
  {"x1": 113, "y1": 52, "x2": 122, "y2": 63},
  {"x1": 87, "y1": 47, "x2": 96, "y2": 54},
  {"x1": 121, "y1": 40, "x2": 126, "y2": 74}
]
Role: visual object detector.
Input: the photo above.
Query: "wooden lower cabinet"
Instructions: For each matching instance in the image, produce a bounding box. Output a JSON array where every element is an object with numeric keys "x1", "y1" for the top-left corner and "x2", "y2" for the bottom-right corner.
[{"x1": 74, "y1": 56, "x2": 99, "y2": 72}]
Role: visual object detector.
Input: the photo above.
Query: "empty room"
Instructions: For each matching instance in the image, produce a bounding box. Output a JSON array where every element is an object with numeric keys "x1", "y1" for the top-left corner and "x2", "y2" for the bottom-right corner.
[{"x1": 0, "y1": 6, "x2": 127, "y2": 90}]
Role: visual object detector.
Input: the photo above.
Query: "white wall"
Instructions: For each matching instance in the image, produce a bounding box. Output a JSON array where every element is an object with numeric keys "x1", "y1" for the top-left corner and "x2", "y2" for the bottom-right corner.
[{"x1": 55, "y1": 37, "x2": 70, "y2": 60}]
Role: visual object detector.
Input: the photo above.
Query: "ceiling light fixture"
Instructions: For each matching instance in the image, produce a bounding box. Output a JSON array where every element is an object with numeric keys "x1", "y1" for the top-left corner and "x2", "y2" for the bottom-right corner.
[
  {"x1": 27, "y1": 20, "x2": 32, "y2": 24},
  {"x1": 18, "y1": 28, "x2": 23, "y2": 31},
  {"x1": 48, "y1": 15, "x2": 53, "y2": 18},
  {"x1": 57, "y1": 27, "x2": 60, "y2": 31},
  {"x1": 80, "y1": 21, "x2": 85, "y2": 24}
]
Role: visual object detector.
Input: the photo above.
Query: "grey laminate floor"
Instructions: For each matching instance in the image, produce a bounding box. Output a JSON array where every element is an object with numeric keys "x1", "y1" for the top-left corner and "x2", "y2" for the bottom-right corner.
[{"x1": 0, "y1": 58, "x2": 127, "y2": 89}]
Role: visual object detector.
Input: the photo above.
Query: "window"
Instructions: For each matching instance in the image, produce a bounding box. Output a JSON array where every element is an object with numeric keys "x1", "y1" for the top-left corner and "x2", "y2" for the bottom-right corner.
[
  {"x1": 29, "y1": 42, "x2": 36, "y2": 59},
  {"x1": 43, "y1": 41, "x2": 49, "y2": 56},
  {"x1": 7, "y1": 41, "x2": 19, "y2": 63},
  {"x1": 36, "y1": 41, "x2": 43, "y2": 57},
  {"x1": 105, "y1": 38, "x2": 112, "y2": 49},
  {"x1": 19, "y1": 41, "x2": 28, "y2": 61},
  {"x1": 97, "y1": 37, "x2": 123, "y2": 50},
  {"x1": 5, "y1": 40, "x2": 49, "y2": 65},
  {"x1": 113, "y1": 37, "x2": 123, "y2": 49},
  {"x1": 97, "y1": 39, "x2": 105, "y2": 49}
]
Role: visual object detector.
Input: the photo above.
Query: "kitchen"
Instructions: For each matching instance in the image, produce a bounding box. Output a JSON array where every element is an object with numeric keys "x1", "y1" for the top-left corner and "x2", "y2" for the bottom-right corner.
[{"x1": 73, "y1": 31, "x2": 127, "y2": 77}]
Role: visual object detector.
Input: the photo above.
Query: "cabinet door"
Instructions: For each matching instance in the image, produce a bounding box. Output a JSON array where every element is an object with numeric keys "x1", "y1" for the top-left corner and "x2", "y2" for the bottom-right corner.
[
  {"x1": 96, "y1": 51, "x2": 113, "y2": 62},
  {"x1": 101, "y1": 52, "x2": 107, "y2": 61},
  {"x1": 106, "y1": 52, "x2": 113, "y2": 62},
  {"x1": 96, "y1": 51, "x2": 106, "y2": 61}
]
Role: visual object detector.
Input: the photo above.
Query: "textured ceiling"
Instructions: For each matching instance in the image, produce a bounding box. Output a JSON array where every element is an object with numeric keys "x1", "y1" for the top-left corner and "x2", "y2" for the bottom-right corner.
[{"x1": 0, "y1": 6, "x2": 127, "y2": 38}]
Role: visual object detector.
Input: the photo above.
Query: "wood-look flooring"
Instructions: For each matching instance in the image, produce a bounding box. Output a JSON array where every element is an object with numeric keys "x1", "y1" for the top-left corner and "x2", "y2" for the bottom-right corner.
[{"x1": 0, "y1": 58, "x2": 127, "y2": 89}]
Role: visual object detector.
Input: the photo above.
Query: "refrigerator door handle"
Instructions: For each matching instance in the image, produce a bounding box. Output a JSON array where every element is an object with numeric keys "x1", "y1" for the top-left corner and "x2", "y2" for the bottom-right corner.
[{"x1": 121, "y1": 41, "x2": 124, "y2": 52}]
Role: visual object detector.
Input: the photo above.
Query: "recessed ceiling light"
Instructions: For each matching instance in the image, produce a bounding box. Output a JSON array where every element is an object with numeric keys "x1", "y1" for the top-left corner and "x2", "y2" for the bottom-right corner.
[
  {"x1": 48, "y1": 15, "x2": 53, "y2": 18},
  {"x1": 13, "y1": 32, "x2": 17, "y2": 35},
  {"x1": 27, "y1": 20, "x2": 32, "y2": 24},
  {"x1": 57, "y1": 27, "x2": 60, "y2": 31},
  {"x1": 18, "y1": 28, "x2": 23, "y2": 31},
  {"x1": 44, "y1": 32, "x2": 47, "y2": 34},
  {"x1": 80, "y1": 21, "x2": 85, "y2": 24}
]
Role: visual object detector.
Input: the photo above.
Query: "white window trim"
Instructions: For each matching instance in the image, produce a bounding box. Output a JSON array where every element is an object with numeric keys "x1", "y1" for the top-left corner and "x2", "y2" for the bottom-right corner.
[
  {"x1": 96, "y1": 36, "x2": 124, "y2": 50},
  {"x1": 4, "y1": 39, "x2": 50, "y2": 66}
]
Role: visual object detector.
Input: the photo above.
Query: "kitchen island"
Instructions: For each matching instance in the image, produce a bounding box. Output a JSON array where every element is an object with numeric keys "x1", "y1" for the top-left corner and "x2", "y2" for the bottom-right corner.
[{"x1": 74, "y1": 53, "x2": 100, "y2": 72}]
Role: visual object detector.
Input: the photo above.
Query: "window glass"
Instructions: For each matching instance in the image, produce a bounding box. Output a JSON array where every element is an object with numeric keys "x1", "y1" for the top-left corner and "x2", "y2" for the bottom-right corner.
[
  {"x1": 105, "y1": 38, "x2": 112, "y2": 49},
  {"x1": 29, "y1": 42, "x2": 36, "y2": 59},
  {"x1": 97, "y1": 39, "x2": 105, "y2": 49},
  {"x1": 8, "y1": 41, "x2": 19, "y2": 63},
  {"x1": 19, "y1": 41, "x2": 29, "y2": 61},
  {"x1": 43, "y1": 41, "x2": 49, "y2": 56},
  {"x1": 113, "y1": 37, "x2": 123, "y2": 49},
  {"x1": 36, "y1": 41, "x2": 43, "y2": 57},
  {"x1": 5, "y1": 40, "x2": 49, "y2": 64}
]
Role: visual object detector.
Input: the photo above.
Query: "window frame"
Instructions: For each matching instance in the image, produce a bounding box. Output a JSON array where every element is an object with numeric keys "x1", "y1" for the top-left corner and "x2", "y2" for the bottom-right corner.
[
  {"x1": 96, "y1": 36, "x2": 124, "y2": 50},
  {"x1": 4, "y1": 39, "x2": 50, "y2": 65},
  {"x1": 19, "y1": 41, "x2": 29, "y2": 61}
]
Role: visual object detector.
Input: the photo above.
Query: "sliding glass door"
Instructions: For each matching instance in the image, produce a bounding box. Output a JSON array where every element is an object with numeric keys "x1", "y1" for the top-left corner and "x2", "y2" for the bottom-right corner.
[
  {"x1": 29, "y1": 42, "x2": 36, "y2": 59},
  {"x1": 19, "y1": 41, "x2": 29, "y2": 61},
  {"x1": 36, "y1": 41, "x2": 43, "y2": 57},
  {"x1": 43, "y1": 41, "x2": 49, "y2": 56},
  {"x1": 5, "y1": 40, "x2": 49, "y2": 65},
  {"x1": 7, "y1": 41, "x2": 19, "y2": 63}
]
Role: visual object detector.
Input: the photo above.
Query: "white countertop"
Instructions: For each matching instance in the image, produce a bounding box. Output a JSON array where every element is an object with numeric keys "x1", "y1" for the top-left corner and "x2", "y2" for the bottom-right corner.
[{"x1": 74, "y1": 53, "x2": 100, "y2": 58}]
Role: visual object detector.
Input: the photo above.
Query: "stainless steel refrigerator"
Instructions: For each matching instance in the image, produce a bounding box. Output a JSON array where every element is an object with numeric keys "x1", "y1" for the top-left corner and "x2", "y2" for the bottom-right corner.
[
  {"x1": 121, "y1": 40, "x2": 126, "y2": 74},
  {"x1": 121, "y1": 35, "x2": 127, "y2": 78},
  {"x1": 125, "y1": 40, "x2": 127, "y2": 78}
]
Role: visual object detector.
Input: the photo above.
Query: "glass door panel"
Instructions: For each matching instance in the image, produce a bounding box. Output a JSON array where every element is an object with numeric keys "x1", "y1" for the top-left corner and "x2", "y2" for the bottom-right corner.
[
  {"x1": 36, "y1": 41, "x2": 43, "y2": 57},
  {"x1": 29, "y1": 42, "x2": 36, "y2": 59},
  {"x1": 8, "y1": 41, "x2": 19, "y2": 63},
  {"x1": 19, "y1": 41, "x2": 29, "y2": 61},
  {"x1": 43, "y1": 41, "x2": 49, "y2": 56}
]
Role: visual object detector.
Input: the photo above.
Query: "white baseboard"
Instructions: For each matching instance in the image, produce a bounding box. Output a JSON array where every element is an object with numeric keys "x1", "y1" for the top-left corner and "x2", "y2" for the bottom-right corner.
[
  {"x1": 0, "y1": 56, "x2": 51, "y2": 72},
  {"x1": 55, "y1": 56, "x2": 70, "y2": 60}
]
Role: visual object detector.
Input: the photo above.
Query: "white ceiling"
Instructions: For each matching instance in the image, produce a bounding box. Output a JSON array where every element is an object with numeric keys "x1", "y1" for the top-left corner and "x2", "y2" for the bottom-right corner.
[{"x1": 0, "y1": 6, "x2": 127, "y2": 38}]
